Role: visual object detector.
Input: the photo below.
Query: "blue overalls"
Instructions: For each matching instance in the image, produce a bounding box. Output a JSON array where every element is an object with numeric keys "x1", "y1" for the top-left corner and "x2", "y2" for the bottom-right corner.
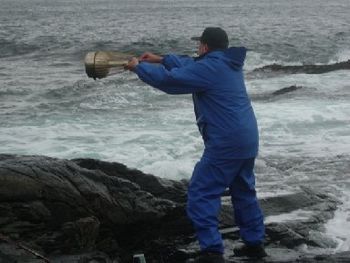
[{"x1": 134, "y1": 47, "x2": 265, "y2": 254}]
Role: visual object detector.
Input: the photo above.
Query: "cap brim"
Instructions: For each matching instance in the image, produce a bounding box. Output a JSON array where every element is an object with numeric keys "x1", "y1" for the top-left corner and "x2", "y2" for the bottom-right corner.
[{"x1": 191, "y1": 36, "x2": 201, "y2": 41}]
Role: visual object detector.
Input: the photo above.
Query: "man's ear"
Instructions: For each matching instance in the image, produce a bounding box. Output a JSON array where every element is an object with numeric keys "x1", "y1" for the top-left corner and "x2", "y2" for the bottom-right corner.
[{"x1": 203, "y1": 43, "x2": 210, "y2": 53}]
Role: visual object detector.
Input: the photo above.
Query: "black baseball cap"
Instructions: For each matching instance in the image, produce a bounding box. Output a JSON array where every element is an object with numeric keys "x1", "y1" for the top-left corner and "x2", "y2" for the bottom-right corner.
[{"x1": 191, "y1": 27, "x2": 229, "y2": 49}]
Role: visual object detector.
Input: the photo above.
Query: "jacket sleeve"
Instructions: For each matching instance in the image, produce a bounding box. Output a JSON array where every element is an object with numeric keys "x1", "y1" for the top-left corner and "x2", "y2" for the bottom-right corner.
[
  {"x1": 134, "y1": 61, "x2": 211, "y2": 94},
  {"x1": 162, "y1": 54, "x2": 195, "y2": 70}
]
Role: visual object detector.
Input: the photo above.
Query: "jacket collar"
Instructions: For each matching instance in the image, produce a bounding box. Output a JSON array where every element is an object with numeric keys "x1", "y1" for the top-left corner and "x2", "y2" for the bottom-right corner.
[{"x1": 193, "y1": 49, "x2": 225, "y2": 61}]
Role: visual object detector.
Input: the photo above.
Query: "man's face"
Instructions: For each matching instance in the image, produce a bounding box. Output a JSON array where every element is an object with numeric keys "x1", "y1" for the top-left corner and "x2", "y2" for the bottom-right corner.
[{"x1": 198, "y1": 42, "x2": 209, "y2": 56}]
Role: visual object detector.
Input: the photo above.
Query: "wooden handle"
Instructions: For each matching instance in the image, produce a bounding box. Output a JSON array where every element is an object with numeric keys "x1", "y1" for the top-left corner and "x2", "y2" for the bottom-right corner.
[{"x1": 108, "y1": 60, "x2": 129, "y2": 67}]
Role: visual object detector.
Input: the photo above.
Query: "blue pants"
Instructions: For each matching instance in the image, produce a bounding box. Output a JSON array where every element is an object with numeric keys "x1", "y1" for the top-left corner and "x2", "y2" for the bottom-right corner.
[{"x1": 186, "y1": 157, "x2": 265, "y2": 254}]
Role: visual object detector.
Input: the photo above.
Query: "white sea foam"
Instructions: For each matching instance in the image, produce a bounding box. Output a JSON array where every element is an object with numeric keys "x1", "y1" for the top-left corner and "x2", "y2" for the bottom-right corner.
[
  {"x1": 257, "y1": 189, "x2": 296, "y2": 199},
  {"x1": 328, "y1": 49, "x2": 350, "y2": 64},
  {"x1": 325, "y1": 187, "x2": 350, "y2": 252},
  {"x1": 254, "y1": 108, "x2": 350, "y2": 159},
  {"x1": 246, "y1": 70, "x2": 350, "y2": 160},
  {"x1": 265, "y1": 209, "x2": 314, "y2": 224},
  {"x1": 1, "y1": 70, "x2": 349, "y2": 181}
]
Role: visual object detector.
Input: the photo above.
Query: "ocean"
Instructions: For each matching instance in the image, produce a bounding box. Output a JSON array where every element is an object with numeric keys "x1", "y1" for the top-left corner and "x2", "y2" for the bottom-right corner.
[{"x1": 1, "y1": 0, "x2": 349, "y2": 253}]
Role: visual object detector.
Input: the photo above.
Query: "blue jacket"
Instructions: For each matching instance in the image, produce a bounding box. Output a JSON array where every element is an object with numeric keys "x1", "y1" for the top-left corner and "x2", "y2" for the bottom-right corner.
[{"x1": 134, "y1": 47, "x2": 258, "y2": 159}]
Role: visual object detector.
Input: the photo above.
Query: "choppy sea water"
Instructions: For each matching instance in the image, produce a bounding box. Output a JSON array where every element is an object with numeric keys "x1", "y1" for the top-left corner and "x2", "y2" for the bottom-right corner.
[{"x1": 1, "y1": 0, "x2": 350, "y2": 253}]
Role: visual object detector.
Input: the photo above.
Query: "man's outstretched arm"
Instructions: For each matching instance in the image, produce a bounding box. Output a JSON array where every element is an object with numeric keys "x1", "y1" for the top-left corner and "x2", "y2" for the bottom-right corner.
[
  {"x1": 125, "y1": 57, "x2": 210, "y2": 94},
  {"x1": 140, "y1": 52, "x2": 195, "y2": 70}
]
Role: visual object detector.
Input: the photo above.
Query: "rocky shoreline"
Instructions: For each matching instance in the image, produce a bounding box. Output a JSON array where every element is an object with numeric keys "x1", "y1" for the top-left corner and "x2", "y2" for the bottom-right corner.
[{"x1": 0, "y1": 154, "x2": 349, "y2": 262}]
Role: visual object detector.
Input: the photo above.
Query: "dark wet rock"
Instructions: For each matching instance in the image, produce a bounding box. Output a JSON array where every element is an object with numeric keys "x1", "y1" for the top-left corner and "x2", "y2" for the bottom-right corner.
[
  {"x1": 249, "y1": 85, "x2": 306, "y2": 102},
  {"x1": 51, "y1": 251, "x2": 118, "y2": 263},
  {"x1": 225, "y1": 250, "x2": 350, "y2": 263},
  {"x1": 72, "y1": 158, "x2": 188, "y2": 204},
  {"x1": 60, "y1": 216, "x2": 100, "y2": 252},
  {"x1": 0, "y1": 154, "x2": 177, "y2": 262},
  {"x1": 252, "y1": 59, "x2": 350, "y2": 75},
  {"x1": 266, "y1": 223, "x2": 307, "y2": 248},
  {"x1": 272, "y1": 85, "x2": 303, "y2": 96},
  {"x1": 0, "y1": 154, "x2": 346, "y2": 263},
  {"x1": 305, "y1": 251, "x2": 350, "y2": 262},
  {"x1": 0, "y1": 243, "x2": 39, "y2": 263},
  {"x1": 262, "y1": 186, "x2": 338, "y2": 216}
]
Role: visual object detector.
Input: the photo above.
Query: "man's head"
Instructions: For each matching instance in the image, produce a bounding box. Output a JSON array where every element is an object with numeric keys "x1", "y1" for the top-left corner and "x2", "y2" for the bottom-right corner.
[{"x1": 192, "y1": 27, "x2": 229, "y2": 55}]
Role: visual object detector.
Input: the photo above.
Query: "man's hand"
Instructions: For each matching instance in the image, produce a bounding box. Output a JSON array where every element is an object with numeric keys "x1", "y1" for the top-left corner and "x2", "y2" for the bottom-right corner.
[
  {"x1": 139, "y1": 52, "x2": 163, "y2": 63},
  {"x1": 124, "y1": 57, "x2": 139, "y2": 71}
]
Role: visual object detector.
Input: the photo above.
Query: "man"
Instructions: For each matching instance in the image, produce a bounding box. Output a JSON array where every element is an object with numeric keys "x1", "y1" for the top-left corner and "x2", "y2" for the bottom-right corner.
[{"x1": 125, "y1": 27, "x2": 267, "y2": 263}]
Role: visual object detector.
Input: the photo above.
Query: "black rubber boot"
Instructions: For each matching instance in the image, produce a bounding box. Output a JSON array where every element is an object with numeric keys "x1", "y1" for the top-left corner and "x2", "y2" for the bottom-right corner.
[
  {"x1": 186, "y1": 251, "x2": 226, "y2": 263},
  {"x1": 233, "y1": 243, "x2": 267, "y2": 258}
]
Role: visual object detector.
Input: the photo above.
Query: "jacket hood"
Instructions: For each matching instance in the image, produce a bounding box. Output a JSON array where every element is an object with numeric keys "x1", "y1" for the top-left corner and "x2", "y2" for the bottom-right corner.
[{"x1": 207, "y1": 47, "x2": 247, "y2": 70}]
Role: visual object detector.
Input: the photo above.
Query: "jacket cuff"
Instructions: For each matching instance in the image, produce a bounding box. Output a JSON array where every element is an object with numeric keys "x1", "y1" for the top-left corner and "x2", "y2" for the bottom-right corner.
[
  {"x1": 161, "y1": 55, "x2": 174, "y2": 70},
  {"x1": 133, "y1": 63, "x2": 143, "y2": 74}
]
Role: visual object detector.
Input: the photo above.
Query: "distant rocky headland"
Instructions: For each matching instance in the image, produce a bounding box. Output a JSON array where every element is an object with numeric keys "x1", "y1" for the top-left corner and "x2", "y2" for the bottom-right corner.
[{"x1": 0, "y1": 154, "x2": 349, "y2": 262}]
